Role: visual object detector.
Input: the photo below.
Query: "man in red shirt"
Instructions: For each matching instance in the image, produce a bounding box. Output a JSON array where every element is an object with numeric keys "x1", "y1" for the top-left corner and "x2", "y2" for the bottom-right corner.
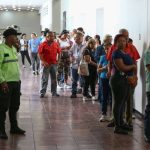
[
  {"x1": 107, "y1": 29, "x2": 140, "y2": 128},
  {"x1": 38, "y1": 31, "x2": 61, "y2": 98}
]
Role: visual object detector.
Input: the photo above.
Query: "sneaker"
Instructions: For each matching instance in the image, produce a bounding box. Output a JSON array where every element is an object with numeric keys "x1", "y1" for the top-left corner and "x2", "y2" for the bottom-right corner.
[
  {"x1": 36, "y1": 71, "x2": 39, "y2": 75},
  {"x1": 87, "y1": 94, "x2": 92, "y2": 99},
  {"x1": 99, "y1": 115, "x2": 108, "y2": 122},
  {"x1": 70, "y1": 94, "x2": 77, "y2": 98},
  {"x1": 40, "y1": 94, "x2": 45, "y2": 98},
  {"x1": 132, "y1": 114, "x2": 136, "y2": 119},
  {"x1": 10, "y1": 127, "x2": 26, "y2": 135},
  {"x1": 33, "y1": 71, "x2": 36, "y2": 75},
  {"x1": 64, "y1": 83, "x2": 71, "y2": 89},
  {"x1": 23, "y1": 65, "x2": 26, "y2": 68},
  {"x1": 92, "y1": 96, "x2": 96, "y2": 101},
  {"x1": 83, "y1": 96, "x2": 89, "y2": 101},
  {"x1": 52, "y1": 93, "x2": 60, "y2": 97}
]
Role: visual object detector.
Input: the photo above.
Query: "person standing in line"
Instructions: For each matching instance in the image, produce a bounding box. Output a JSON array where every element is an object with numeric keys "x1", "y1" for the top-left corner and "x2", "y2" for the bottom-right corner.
[
  {"x1": 38, "y1": 31, "x2": 61, "y2": 98},
  {"x1": 57, "y1": 30, "x2": 71, "y2": 89},
  {"x1": 20, "y1": 33, "x2": 32, "y2": 68},
  {"x1": 0, "y1": 28, "x2": 25, "y2": 139},
  {"x1": 97, "y1": 42, "x2": 112, "y2": 122},
  {"x1": 144, "y1": 46, "x2": 150, "y2": 143},
  {"x1": 106, "y1": 29, "x2": 140, "y2": 128},
  {"x1": 70, "y1": 32, "x2": 86, "y2": 98},
  {"x1": 28, "y1": 33, "x2": 40, "y2": 75},
  {"x1": 82, "y1": 39, "x2": 97, "y2": 101}
]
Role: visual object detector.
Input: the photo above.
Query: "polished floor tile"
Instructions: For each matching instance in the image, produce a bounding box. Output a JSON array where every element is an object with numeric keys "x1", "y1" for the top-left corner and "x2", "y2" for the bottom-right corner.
[{"x1": 0, "y1": 68, "x2": 149, "y2": 150}]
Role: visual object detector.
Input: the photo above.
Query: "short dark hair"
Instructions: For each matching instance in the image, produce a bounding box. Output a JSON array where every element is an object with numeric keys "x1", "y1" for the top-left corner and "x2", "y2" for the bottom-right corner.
[{"x1": 114, "y1": 34, "x2": 126, "y2": 45}]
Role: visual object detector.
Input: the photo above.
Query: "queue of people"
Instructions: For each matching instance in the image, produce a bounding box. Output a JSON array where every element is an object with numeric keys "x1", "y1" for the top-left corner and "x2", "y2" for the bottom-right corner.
[{"x1": 0, "y1": 26, "x2": 150, "y2": 143}]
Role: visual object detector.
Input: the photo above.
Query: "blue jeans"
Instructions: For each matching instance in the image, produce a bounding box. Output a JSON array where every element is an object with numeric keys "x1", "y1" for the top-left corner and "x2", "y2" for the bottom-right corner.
[
  {"x1": 71, "y1": 68, "x2": 79, "y2": 95},
  {"x1": 40, "y1": 64, "x2": 57, "y2": 95}
]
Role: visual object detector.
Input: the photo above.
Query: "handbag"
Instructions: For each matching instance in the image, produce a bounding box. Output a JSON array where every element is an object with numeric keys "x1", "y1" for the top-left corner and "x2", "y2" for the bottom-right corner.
[
  {"x1": 127, "y1": 75, "x2": 138, "y2": 87},
  {"x1": 78, "y1": 59, "x2": 89, "y2": 76}
]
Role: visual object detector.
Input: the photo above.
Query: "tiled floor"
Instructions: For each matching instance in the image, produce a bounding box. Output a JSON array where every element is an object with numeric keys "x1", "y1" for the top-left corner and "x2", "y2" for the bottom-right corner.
[{"x1": 1, "y1": 68, "x2": 150, "y2": 150}]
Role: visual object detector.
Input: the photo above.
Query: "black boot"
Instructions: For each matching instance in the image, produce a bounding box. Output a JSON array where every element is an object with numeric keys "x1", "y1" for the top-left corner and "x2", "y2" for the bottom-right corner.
[
  {"x1": 9, "y1": 110, "x2": 26, "y2": 134},
  {"x1": 0, "y1": 126, "x2": 8, "y2": 139},
  {"x1": 10, "y1": 126, "x2": 26, "y2": 134}
]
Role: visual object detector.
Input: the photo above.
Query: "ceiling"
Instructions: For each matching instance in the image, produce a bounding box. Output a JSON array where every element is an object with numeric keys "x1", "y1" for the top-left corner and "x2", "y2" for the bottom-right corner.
[{"x1": 0, "y1": 0, "x2": 46, "y2": 11}]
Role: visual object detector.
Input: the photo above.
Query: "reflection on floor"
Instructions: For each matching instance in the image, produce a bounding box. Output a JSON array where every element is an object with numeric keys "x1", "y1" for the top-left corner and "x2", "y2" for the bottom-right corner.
[{"x1": 0, "y1": 68, "x2": 150, "y2": 150}]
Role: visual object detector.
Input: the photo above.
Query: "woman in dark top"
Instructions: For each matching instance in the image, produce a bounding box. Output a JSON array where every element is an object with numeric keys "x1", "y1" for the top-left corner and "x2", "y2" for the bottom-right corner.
[
  {"x1": 82, "y1": 38, "x2": 97, "y2": 101},
  {"x1": 110, "y1": 34, "x2": 137, "y2": 135}
]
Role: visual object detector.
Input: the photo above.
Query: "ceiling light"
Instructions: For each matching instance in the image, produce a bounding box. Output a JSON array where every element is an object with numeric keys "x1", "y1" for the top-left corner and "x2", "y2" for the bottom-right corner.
[
  {"x1": 27, "y1": 6, "x2": 30, "y2": 9},
  {"x1": 4, "y1": 8, "x2": 7, "y2": 10},
  {"x1": 31, "y1": 8, "x2": 34, "y2": 9},
  {"x1": 13, "y1": 9, "x2": 17, "y2": 11},
  {"x1": 18, "y1": 8, "x2": 21, "y2": 10}
]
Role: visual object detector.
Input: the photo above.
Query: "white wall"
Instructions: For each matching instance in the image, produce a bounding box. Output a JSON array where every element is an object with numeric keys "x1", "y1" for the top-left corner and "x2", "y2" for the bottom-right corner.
[
  {"x1": 40, "y1": 0, "x2": 52, "y2": 30},
  {"x1": 0, "y1": 11, "x2": 41, "y2": 39},
  {"x1": 59, "y1": 0, "x2": 150, "y2": 114},
  {"x1": 52, "y1": 0, "x2": 61, "y2": 33}
]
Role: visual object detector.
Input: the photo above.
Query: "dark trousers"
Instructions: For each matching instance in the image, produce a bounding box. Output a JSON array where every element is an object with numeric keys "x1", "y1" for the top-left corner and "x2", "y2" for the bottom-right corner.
[
  {"x1": 20, "y1": 50, "x2": 31, "y2": 65},
  {"x1": 31, "y1": 52, "x2": 40, "y2": 72},
  {"x1": 0, "y1": 82, "x2": 20, "y2": 130},
  {"x1": 83, "y1": 74, "x2": 96, "y2": 97},
  {"x1": 110, "y1": 74, "x2": 129, "y2": 127},
  {"x1": 101, "y1": 78, "x2": 112, "y2": 115}
]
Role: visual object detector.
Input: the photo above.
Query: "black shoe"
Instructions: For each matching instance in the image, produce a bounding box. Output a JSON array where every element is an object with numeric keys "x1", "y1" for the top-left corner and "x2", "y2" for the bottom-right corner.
[
  {"x1": 52, "y1": 93, "x2": 60, "y2": 97},
  {"x1": 40, "y1": 94, "x2": 45, "y2": 98},
  {"x1": 0, "y1": 130, "x2": 8, "y2": 139},
  {"x1": 36, "y1": 71, "x2": 39, "y2": 75},
  {"x1": 87, "y1": 94, "x2": 92, "y2": 99},
  {"x1": 114, "y1": 127, "x2": 128, "y2": 135},
  {"x1": 70, "y1": 94, "x2": 77, "y2": 98},
  {"x1": 77, "y1": 89, "x2": 82, "y2": 94},
  {"x1": 144, "y1": 135, "x2": 150, "y2": 143},
  {"x1": 107, "y1": 121, "x2": 115, "y2": 127},
  {"x1": 121, "y1": 124, "x2": 133, "y2": 131},
  {"x1": 10, "y1": 127, "x2": 26, "y2": 135}
]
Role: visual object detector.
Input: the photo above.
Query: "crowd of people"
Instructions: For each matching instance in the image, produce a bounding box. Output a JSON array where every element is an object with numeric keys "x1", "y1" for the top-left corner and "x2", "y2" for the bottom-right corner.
[{"x1": 0, "y1": 26, "x2": 150, "y2": 143}]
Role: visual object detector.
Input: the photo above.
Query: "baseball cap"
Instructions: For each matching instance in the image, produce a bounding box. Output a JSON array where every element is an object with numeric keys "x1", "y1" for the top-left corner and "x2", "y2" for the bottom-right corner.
[{"x1": 3, "y1": 28, "x2": 21, "y2": 38}]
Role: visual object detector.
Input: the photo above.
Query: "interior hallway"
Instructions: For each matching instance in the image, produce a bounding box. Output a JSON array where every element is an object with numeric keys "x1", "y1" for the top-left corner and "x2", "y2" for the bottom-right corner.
[{"x1": 0, "y1": 68, "x2": 149, "y2": 150}]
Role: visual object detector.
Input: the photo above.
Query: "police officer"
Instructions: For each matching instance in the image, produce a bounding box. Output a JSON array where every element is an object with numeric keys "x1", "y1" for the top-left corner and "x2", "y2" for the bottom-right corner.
[{"x1": 0, "y1": 28, "x2": 25, "y2": 139}]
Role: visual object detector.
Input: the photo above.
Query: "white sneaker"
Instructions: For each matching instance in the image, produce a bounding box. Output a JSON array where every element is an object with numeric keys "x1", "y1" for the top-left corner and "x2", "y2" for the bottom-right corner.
[
  {"x1": 92, "y1": 96, "x2": 96, "y2": 101},
  {"x1": 57, "y1": 84, "x2": 63, "y2": 89},
  {"x1": 99, "y1": 115, "x2": 108, "y2": 122},
  {"x1": 132, "y1": 114, "x2": 135, "y2": 119},
  {"x1": 83, "y1": 96, "x2": 87, "y2": 101},
  {"x1": 82, "y1": 96, "x2": 90, "y2": 101},
  {"x1": 64, "y1": 84, "x2": 71, "y2": 89},
  {"x1": 23, "y1": 65, "x2": 26, "y2": 68}
]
